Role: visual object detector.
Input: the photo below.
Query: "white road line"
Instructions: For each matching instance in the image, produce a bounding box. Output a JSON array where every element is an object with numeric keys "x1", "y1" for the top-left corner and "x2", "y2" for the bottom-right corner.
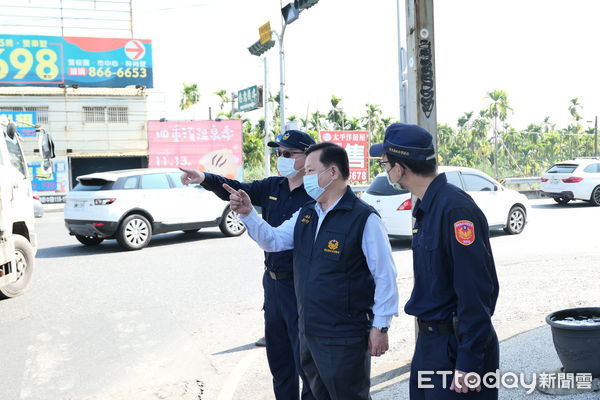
[{"x1": 216, "y1": 349, "x2": 261, "y2": 400}]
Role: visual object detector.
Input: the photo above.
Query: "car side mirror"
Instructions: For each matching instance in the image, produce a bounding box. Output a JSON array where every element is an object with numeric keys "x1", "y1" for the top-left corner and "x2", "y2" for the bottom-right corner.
[
  {"x1": 38, "y1": 129, "x2": 56, "y2": 175},
  {"x1": 494, "y1": 185, "x2": 499, "y2": 191},
  {"x1": 6, "y1": 121, "x2": 17, "y2": 140}
]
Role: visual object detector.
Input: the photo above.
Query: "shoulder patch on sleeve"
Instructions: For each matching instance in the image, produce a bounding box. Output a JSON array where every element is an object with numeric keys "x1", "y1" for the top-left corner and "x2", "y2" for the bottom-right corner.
[{"x1": 454, "y1": 220, "x2": 475, "y2": 246}]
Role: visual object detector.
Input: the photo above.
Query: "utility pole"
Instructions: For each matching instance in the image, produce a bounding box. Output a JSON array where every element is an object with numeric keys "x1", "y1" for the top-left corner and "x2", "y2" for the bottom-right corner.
[
  {"x1": 595, "y1": 116, "x2": 598, "y2": 158},
  {"x1": 405, "y1": 0, "x2": 437, "y2": 341},
  {"x1": 397, "y1": 0, "x2": 407, "y2": 123},
  {"x1": 278, "y1": 28, "x2": 287, "y2": 136},
  {"x1": 264, "y1": 57, "x2": 271, "y2": 177},
  {"x1": 405, "y1": 0, "x2": 437, "y2": 149}
]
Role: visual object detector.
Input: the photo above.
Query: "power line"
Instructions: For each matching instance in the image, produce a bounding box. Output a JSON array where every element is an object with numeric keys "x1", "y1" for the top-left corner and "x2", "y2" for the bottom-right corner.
[
  {"x1": 0, "y1": 14, "x2": 131, "y2": 22},
  {"x1": 0, "y1": 5, "x2": 130, "y2": 13}
]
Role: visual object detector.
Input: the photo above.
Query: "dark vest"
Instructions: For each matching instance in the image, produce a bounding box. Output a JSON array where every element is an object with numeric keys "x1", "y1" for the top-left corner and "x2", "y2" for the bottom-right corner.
[{"x1": 293, "y1": 187, "x2": 377, "y2": 337}]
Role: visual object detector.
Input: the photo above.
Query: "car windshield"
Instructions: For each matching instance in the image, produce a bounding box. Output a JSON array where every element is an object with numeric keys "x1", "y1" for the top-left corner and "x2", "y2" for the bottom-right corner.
[
  {"x1": 73, "y1": 178, "x2": 115, "y2": 191},
  {"x1": 366, "y1": 175, "x2": 409, "y2": 196},
  {"x1": 546, "y1": 164, "x2": 578, "y2": 174}
]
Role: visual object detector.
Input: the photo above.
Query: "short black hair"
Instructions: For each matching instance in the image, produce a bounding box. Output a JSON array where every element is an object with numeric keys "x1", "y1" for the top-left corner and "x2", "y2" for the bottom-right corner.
[
  {"x1": 305, "y1": 142, "x2": 350, "y2": 180},
  {"x1": 388, "y1": 154, "x2": 437, "y2": 176}
]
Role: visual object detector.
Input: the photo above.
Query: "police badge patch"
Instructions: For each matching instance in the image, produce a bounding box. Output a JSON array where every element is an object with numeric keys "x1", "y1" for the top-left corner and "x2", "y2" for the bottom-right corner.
[{"x1": 454, "y1": 220, "x2": 475, "y2": 246}]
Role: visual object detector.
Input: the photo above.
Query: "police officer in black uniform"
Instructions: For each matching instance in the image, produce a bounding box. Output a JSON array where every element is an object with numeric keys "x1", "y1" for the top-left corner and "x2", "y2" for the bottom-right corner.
[
  {"x1": 180, "y1": 130, "x2": 316, "y2": 400},
  {"x1": 370, "y1": 123, "x2": 500, "y2": 399}
]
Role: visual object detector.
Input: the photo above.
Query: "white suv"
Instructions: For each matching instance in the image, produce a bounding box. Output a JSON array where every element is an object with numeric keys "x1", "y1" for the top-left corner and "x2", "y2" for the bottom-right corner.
[
  {"x1": 64, "y1": 168, "x2": 245, "y2": 250},
  {"x1": 540, "y1": 158, "x2": 600, "y2": 206}
]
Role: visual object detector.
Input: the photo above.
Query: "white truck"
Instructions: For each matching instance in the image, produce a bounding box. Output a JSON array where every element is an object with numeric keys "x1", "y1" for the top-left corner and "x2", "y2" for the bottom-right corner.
[{"x1": 0, "y1": 119, "x2": 55, "y2": 298}]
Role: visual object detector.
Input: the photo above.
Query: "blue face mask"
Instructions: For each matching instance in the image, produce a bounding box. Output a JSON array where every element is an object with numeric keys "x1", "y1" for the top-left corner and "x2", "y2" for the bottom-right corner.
[
  {"x1": 303, "y1": 168, "x2": 333, "y2": 200},
  {"x1": 277, "y1": 156, "x2": 299, "y2": 178}
]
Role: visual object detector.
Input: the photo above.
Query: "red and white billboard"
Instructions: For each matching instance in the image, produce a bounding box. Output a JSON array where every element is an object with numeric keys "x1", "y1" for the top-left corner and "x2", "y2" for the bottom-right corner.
[
  {"x1": 148, "y1": 120, "x2": 243, "y2": 180},
  {"x1": 319, "y1": 131, "x2": 369, "y2": 183}
]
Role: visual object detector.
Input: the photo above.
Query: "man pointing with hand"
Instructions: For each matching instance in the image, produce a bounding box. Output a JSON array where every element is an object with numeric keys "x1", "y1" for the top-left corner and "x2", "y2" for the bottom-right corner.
[
  {"x1": 181, "y1": 130, "x2": 316, "y2": 400},
  {"x1": 225, "y1": 142, "x2": 399, "y2": 400}
]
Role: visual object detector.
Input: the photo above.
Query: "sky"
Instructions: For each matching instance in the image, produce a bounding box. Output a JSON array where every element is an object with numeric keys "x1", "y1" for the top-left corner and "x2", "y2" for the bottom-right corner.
[
  {"x1": 130, "y1": 0, "x2": 600, "y2": 131},
  {"x1": 3, "y1": 0, "x2": 600, "y2": 130}
]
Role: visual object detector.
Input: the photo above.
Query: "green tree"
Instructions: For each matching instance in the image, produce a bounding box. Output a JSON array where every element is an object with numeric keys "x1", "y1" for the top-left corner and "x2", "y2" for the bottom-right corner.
[
  {"x1": 486, "y1": 90, "x2": 513, "y2": 179},
  {"x1": 179, "y1": 83, "x2": 200, "y2": 118},
  {"x1": 327, "y1": 95, "x2": 345, "y2": 130},
  {"x1": 214, "y1": 89, "x2": 230, "y2": 114}
]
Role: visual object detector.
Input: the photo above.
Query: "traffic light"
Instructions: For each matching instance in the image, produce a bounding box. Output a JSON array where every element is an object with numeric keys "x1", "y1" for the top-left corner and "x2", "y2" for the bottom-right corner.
[
  {"x1": 294, "y1": 0, "x2": 319, "y2": 11},
  {"x1": 248, "y1": 39, "x2": 276, "y2": 57},
  {"x1": 281, "y1": 3, "x2": 299, "y2": 24}
]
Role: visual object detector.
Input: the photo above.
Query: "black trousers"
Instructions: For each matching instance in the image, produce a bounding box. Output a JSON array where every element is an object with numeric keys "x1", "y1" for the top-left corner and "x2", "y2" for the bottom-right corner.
[
  {"x1": 263, "y1": 272, "x2": 315, "y2": 400},
  {"x1": 299, "y1": 332, "x2": 371, "y2": 400},
  {"x1": 409, "y1": 328, "x2": 499, "y2": 400}
]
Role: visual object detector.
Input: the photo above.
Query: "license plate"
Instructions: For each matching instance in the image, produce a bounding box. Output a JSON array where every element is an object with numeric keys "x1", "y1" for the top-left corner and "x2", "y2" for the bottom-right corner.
[
  {"x1": 551, "y1": 179, "x2": 559, "y2": 185},
  {"x1": 73, "y1": 201, "x2": 86, "y2": 208}
]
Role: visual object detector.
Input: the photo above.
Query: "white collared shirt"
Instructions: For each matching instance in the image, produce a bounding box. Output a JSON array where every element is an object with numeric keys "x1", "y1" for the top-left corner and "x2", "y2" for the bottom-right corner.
[{"x1": 241, "y1": 195, "x2": 399, "y2": 328}]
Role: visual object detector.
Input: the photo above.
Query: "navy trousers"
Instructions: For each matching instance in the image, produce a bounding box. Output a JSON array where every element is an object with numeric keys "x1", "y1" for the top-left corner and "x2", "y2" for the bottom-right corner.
[
  {"x1": 409, "y1": 328, "x2": 499, "y2": 400},
  {"x1": 263, "y1": 272, "x2": 315, "y2": 400},
  {"x1": 299, "y1": 333, "x2": 371, "y2": 400}
]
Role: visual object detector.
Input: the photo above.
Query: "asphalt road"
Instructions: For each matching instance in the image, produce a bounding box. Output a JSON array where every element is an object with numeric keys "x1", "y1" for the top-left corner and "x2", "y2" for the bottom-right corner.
[{"x1": 1, "y1": 199, "x2": 599, "y2": 400}]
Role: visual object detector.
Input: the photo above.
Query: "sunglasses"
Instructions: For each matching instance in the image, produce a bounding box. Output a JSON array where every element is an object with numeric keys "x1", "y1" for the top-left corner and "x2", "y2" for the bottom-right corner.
[{"x1": 276, "y1": 149, "x2": 305, "y2": 158}]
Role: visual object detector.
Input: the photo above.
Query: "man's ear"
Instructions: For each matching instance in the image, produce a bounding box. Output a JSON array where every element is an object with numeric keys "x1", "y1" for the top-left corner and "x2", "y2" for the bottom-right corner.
[{"x1": 330, "y1": 165, "x2": 339, "y2": 180}]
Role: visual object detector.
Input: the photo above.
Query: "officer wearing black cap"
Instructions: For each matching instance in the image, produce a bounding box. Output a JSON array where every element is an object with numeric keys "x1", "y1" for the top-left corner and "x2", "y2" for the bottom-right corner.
[
  {"x1": 370, "y1": 123, "x2": 500, "y2": 399},
  {"x1": 180, "y1": 129, "x2": 316, "y2": 400}
]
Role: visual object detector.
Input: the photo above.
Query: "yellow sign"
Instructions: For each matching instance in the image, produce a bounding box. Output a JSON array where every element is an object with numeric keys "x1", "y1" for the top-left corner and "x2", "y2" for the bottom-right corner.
[{"x1": 259, "y1": 22, "x2": 272, "y2": 45}]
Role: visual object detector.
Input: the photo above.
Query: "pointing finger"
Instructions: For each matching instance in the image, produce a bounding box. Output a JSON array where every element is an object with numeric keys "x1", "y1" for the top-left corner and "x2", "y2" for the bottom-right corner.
[
  {"x1": 237, "y1": 189, "x2": 250, "y2": 201},
  {"x1": 223, "y1": 183, "x2": 237, "y2": 195}
]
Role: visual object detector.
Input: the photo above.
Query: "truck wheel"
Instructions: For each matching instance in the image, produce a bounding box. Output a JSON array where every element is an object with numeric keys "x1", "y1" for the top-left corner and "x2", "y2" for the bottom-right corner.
[
  {"x1": 116, "y1": 214, "x2": 152, "y2": 250},
  {"x1": 0, "y1": 235, "x2": 35, "y2": 299},
  {"x1": 219, "y1": 206, "x2": 246, "y2": 237},
  {"x1": 75, "y1": 235, "x2": 104, "y2": 246}
]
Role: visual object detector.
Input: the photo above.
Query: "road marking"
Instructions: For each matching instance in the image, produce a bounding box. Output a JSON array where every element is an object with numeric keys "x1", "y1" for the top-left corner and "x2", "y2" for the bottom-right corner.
[{"x1": 216, "y1": 349, "x2": 261, "y2": 400}]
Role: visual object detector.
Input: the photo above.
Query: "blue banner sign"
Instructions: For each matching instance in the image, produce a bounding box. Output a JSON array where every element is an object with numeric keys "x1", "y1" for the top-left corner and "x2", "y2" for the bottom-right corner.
[{"x1": 0, "y1": 34, "x2": 153, "y2": 88}]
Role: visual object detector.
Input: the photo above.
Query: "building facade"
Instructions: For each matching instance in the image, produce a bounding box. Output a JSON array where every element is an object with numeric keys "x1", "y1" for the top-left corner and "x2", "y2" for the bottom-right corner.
[{"x1": 0, "y1": 87, "x2": 148, "y2": 201}]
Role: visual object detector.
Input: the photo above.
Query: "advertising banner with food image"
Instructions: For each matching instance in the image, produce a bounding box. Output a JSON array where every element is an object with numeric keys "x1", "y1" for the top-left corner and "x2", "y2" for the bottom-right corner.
[{"x1": 148, "y1": 120, "x2": 243, "y2": 180}]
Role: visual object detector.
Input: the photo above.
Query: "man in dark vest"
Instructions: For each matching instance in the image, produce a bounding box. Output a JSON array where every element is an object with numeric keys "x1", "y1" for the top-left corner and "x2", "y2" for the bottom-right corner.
[
  {"x1": 370, "y1": 123, "x2": 500, "y2": 399},
  {"x1": 224, "y1": 142, "x2": 399, "y2": 400},
  {"x1": 180, "y1": 130, "x2": 316, "y2": 400}
]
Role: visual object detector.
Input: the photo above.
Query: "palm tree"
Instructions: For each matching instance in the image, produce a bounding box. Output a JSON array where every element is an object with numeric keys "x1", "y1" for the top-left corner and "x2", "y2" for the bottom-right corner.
[
  {"x1": 327, "y1": 95, "x2": 344, "y2": 130},
  {"x1": 542, "y1": 116, "x2": 555, "y2": 133},
  {"x1": 486, "y1": 90, "x2": 513, "y2": 179},
  {"x1": 363, "y1": 104, "x2": 382, "y2": 139},
  {"x1": 568, "y1": 98, "x2": 582, "y2": 122},
  {"x1": 180, "y1": 83, "x2": 200, "y2": 119},
  {"x1": 214, "y1": 89, "x2": 230, "y2": 112},
  {"x1": 457, "y1": 111, "x2": 473, "y2": 131},
  {"x1": 308, "y1": 111, "x2": 325, "y2": 132}
]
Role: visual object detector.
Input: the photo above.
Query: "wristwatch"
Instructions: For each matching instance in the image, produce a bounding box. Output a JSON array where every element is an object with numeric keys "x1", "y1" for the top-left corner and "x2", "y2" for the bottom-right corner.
[{"x1": 374, "y1": 326, "x2": 389, "y2": 333}]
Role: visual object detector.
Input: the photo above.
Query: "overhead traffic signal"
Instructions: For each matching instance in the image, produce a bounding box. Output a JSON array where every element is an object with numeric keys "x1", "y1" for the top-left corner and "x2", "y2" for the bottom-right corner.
[
  {"x1": 281, "y1": 3, "x2": 299, "y2": 24},
  {"x1": 294, "y1": 0, "x2": 319, "y2": 11},
  {"x1": 248, "y1": 39, "x2": 275, "y2": 57}
]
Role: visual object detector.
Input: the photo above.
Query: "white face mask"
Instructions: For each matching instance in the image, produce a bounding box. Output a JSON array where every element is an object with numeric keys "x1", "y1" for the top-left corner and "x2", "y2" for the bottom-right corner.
[
  {"x1": 277, "y1": 156, "x2": 300, "y2": 178},
  {"x1": 385, "y1": 165, "x2": 405, "y2": 191}
]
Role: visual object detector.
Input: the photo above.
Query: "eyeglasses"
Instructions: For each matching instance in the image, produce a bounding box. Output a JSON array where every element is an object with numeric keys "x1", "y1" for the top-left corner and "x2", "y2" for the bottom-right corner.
[
  {"x1": 377, "y1": 160, "x2": 392, "y2": 169},
  {"x1": 276, "y1": 149, "x2": 305, "y2": 158}
]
